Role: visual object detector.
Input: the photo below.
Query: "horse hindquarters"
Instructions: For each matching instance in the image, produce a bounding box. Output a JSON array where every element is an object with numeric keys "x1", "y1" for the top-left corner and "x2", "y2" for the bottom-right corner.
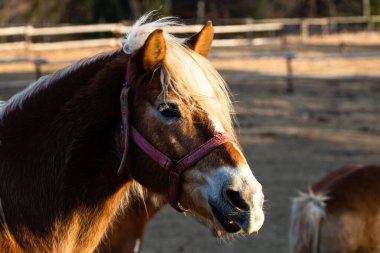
[
  {"x1": 289, "y1": 191, "x2": 328, "y2": 253},
  {"x1": 289, "y1": 193, "x2": 350, "y2": 253},
  {"x1": 290, "y1": 165, "x2": 380, "y2": 253}
]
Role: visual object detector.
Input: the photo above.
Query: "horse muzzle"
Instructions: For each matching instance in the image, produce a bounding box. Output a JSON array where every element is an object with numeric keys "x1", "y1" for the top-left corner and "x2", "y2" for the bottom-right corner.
[
  {"x1": 202, "y1": 165, "x2": 265, "y2": 235},
  {"x1": 209, "y1": 191, "x2": 264, "y2": 235}
]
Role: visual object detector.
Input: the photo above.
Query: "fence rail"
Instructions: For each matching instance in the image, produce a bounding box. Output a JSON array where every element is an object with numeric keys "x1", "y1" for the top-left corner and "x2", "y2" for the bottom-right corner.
[
  {"x1": 1, "y1": 16, "x2": 380, "y2": 93},
  {"x1": 0, "y1": 22, "x2": 285, "y2": 37},
  {"x1": 0, "y1": 22, "x2": 284, "y2": 51}
]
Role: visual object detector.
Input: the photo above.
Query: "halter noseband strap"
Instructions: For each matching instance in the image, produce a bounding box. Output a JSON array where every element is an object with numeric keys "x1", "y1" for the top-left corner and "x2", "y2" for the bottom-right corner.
[
  {"x1": 119, "y1": 59, "x2": 235, "y2": 212},
  {"x1": 130, "y1": 126, "x2": 234, "y2": 211}
]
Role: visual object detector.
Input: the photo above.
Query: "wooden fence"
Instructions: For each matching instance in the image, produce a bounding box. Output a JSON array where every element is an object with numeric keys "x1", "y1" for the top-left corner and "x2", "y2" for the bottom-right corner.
[
  {"x1": 0, "y1": 22, "x2": 284, "y2": 51},
  {"x1": 211, "y1": 51, "x2": 380, "y2": 92},
  {"x1": 1, "y1": 15, "x2": 380, "y2": 51},
  {"x1": 1, "y1": 15, "x2": 380, "y2": 92},
  {"x1": 2, "y1": 51, "x2": 380, "y2": 93}
]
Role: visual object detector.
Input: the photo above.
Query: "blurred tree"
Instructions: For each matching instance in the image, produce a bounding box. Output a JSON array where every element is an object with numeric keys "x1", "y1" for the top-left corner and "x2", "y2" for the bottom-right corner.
[
  {"x1": 128, "y1": 0, "x2": 142, "y2": 19},
  {"x1": 371, "y1": 0, "x2": 380, "y2": 14},
  {"x1": 0, "y1": 0, "x2": 132, "y2": 26},
  {"x1": 288, "y1": 0, "x2": 338, "y2": 17},
  {"x1": 0, "y1": 0, "x2": 28, "y2": 26},
  {"x1": 92, "y1": 0, "x2": 129, "y2": 23},
  {"x1": 28, "y1": 0, "x2": 68, "y2": 26},
  {"x1": 0, "y1": 0, "x2": 378, "y2": 27}
]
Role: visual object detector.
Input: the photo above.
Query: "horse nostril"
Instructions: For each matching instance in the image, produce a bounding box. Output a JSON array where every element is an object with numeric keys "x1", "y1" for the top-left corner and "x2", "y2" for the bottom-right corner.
[{"x1": 225, "y1": 189, "x2": 250, "y2": 211}]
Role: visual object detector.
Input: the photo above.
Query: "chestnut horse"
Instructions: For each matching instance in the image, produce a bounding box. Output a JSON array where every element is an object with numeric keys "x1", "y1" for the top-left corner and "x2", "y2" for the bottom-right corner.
[
  {"x1": 0, "y1": 14, "x2": 264, "y2": 253},
  {"x1": 1, "y1": 101, "x2": 162, "y2": 253},
  {"x1": 96, "y1": 186, "x2": 165, "y2": 253},
  {"x1": 289, "y1": 164, "x2": 380, "y2": 253}
]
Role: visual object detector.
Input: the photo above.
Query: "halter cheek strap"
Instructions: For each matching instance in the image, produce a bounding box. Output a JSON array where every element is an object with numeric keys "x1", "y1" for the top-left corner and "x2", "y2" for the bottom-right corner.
[
  {"x1": 117, "y1": 60, "x2": 133, "y2": 175},
  {"x1": 119, "y1": 60, "x2": 235, "y2": 212}
]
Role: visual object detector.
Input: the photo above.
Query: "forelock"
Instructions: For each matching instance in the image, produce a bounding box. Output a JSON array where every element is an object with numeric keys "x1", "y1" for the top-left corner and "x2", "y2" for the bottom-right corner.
[{"x1": 122, "y1": 12, "x2": 236, "y2": 136}]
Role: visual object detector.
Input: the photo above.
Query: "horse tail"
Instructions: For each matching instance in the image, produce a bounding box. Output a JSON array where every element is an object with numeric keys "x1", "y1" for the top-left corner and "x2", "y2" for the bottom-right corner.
[{"x1": 289, "y1": 190, "x2": 329, "y2": 253}]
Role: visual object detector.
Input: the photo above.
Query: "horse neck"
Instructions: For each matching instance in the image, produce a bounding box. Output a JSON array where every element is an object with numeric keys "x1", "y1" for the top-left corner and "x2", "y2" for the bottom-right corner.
[
  {"x1": 0, "y1": 49, "x2": 133, "y2": 252},
  {"x1": 96, "y1": 190, "x2": 166, "y2": 253}
]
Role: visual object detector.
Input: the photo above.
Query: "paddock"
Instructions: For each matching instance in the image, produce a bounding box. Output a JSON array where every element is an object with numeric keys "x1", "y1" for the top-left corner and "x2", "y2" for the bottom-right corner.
[
  {"x1": 117, "y1": 77, "x2": 380, "y2": 253},
  {"x1": 1, "y1": 35, "x2": 380, "y2": 252}
]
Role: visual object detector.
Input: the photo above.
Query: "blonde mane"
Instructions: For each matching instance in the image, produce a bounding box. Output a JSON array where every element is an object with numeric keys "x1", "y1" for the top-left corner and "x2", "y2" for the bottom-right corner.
[
  {"x1": 122, "y1": 12, "x2": 236, "y2": 136},
  {"x1": 1, "y1": 13, "x2": 235, "y2": 136}
]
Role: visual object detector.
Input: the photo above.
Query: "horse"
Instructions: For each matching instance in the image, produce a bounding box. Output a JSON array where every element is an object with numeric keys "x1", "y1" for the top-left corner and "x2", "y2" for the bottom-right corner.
[
  {"x1": 289, "y1": 164, "x2": 380, "y2": 253},
  {"x1": 0, "y1": 13, "x2": 265, "y2": 253},
  {"x1": 0, "y1": 100, "x2": 163, "y2": 253},
  {"x1": 96, "y1": 185, "x2": 164, "y2": 253}
]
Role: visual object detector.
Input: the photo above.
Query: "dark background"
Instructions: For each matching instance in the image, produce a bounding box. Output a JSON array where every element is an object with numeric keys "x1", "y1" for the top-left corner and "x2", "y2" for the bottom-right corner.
[{"x1": 1, "y1": 0, "x2": 380, "y2": 26}]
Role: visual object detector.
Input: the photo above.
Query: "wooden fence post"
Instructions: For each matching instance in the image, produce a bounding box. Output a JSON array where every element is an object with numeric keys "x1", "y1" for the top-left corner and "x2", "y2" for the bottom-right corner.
[
  {"x1": 285, "y1": 52, "x2": 294, "y2": 93},
  {"x1": 363, "y1": 0, "x2": 374, "y2": 30},
  {"x1": 322, "y1": 19, "x2": 329, "y2": 36},
  {"x1": 114, "y1": 24, "x2": 123, "y2": 48},
  {"x1": 34, "y1": 59, "x2": 47, "y2": 79},
  {"x1": 301, "y1": 20, "x2": 309, "y2": 42},
  {"x1": 24, "y1": 25, "x2": 33, "y2": 57},
  {"x1": 245, "y1": 18, "x2": 254, "y2": 40},
  {"x1": 280, "y1": 28, "x2": 288, "y2": 50}
]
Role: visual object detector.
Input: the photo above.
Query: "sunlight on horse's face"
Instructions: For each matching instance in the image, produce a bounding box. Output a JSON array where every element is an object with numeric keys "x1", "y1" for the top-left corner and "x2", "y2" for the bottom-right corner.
[
  {"x1": 128, "y1": 26, "x2": 264, "y2": 235},
  {"x1": 129, "y1": 73, "x2": 264, "y2": 235}
]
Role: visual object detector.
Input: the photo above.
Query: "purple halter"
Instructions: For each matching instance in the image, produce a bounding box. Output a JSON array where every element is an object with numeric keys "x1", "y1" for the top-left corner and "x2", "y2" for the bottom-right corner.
[{"x1": 118, "y1": 60, "x2": 235, "y2": 212}]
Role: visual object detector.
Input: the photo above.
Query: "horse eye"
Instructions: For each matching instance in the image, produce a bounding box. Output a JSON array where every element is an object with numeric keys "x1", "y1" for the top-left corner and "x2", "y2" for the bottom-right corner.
[{"x1": 157, "y1": 103, "x2": 181, "y2": 118}]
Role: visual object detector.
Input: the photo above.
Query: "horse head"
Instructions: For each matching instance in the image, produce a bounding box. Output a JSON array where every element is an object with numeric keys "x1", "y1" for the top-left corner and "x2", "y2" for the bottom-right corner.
[{"x1": 122, "y1": 16, "x2": 264, "y2": 235}]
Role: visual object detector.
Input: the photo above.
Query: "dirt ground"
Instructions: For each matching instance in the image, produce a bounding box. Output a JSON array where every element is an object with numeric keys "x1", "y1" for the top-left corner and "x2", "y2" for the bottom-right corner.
[
  {"x1": 137, "y1": 77, "x2": 380, "y2": 253},
  {"x1": 1, "y1": 32, "x2": 380, "y2": 252}
]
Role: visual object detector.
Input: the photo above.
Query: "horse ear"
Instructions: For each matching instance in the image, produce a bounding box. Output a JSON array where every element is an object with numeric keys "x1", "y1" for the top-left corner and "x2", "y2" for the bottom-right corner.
[
  {"x1": 186, "y1": 21, "x2": 214, "y2": 57},
  {"x1": 141, "y1": 29, "x2": 166, "y2": 71}
]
